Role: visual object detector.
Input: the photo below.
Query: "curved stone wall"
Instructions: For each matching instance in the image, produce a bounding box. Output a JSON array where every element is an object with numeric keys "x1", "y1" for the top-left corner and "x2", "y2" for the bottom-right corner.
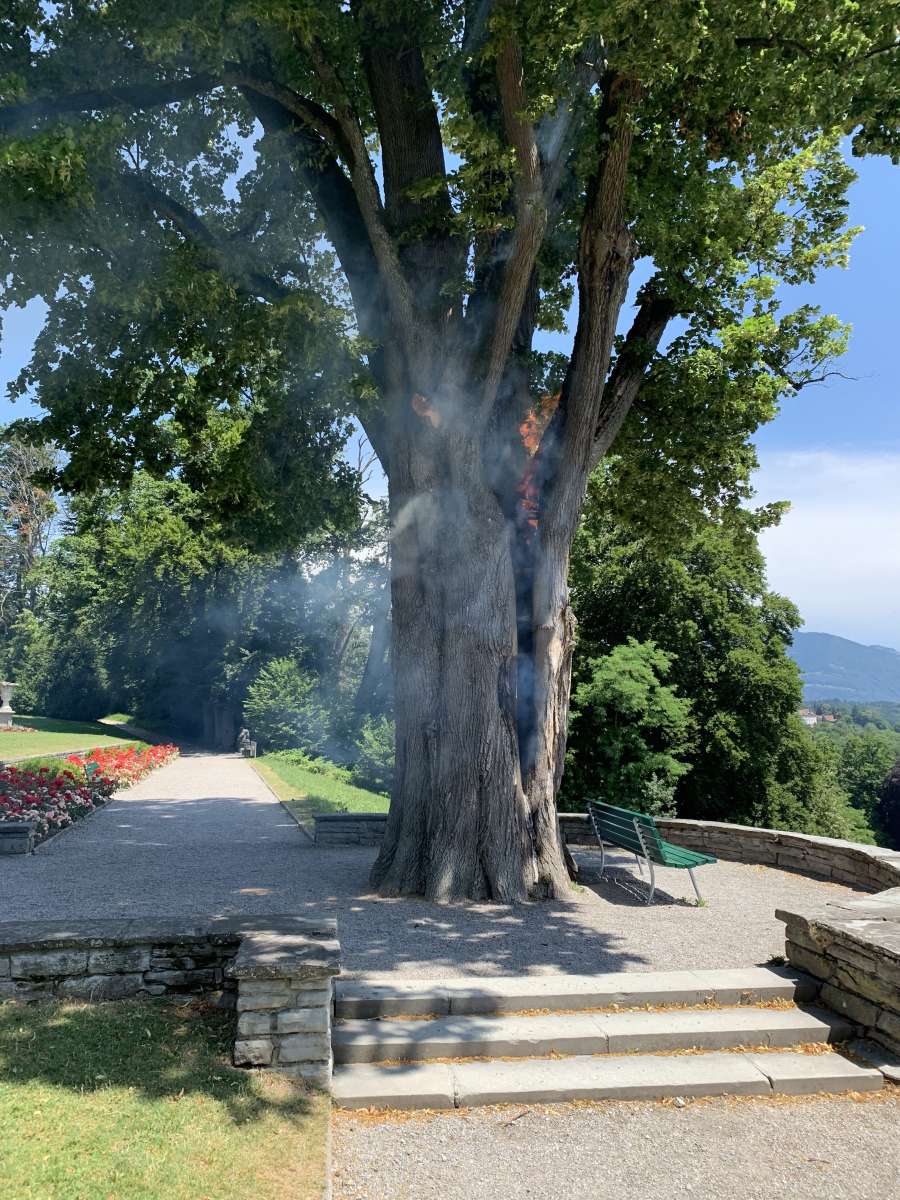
[
  {"x1": 655, "y1": 818, "x2": 900, "y2": 892},
  {"x1": 316, "y1": 810, "x2": 900, "y2": 892}
]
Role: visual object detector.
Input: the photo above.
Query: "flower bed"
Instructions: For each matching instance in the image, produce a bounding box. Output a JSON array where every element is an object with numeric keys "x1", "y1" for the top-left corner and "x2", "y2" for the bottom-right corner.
[
  {"x1": 66, "y1": 742, "x2": 179, "y2": 786},
  {"x1": 0, "y1": 743, "x2": 179, "y2": 845}
]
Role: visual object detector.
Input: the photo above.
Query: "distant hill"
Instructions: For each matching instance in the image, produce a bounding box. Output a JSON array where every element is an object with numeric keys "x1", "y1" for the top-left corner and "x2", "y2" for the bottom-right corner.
[{"x1": 789, "y1": 632, "x2": 900, "y2": 702}]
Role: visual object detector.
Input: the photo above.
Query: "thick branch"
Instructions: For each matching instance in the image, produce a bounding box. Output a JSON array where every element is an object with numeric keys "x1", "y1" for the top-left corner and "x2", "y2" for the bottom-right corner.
[
  {"x1": 239, "y1": 88, "x2": 391, "y2": 465},
  {"x1": 224, "y1": 67, "x2": 346, "y2": 153},
  {"x1": 588, "y1": 294, "x2": 676, "y2": 469},
  {"x1": 0, "y1": 75, "x2": 219, "y2": 133},
  {"x1": 0, "y1": 65, "x2": 346, "y2": 154},
  {"x1": 542, "y1": 75, "x2": 641, "y2": 531},
  {"x1": 114, "y1": 173, "x2": 294, "y2": 304},
  {"x1": 356, "y1": 7, "x2": 457, "y2": 325},
  {"x1": 305, "y1": 36, "x2": 417, "y2": 342},
  {"x1": 479, "y1": 24, "x2": 547, "y2": 417}
]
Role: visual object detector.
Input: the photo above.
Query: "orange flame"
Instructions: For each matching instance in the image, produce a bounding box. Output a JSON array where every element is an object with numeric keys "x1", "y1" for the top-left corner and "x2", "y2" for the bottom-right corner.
[{"x1": 517, "y1": 393, "x2": 560, "y2": 529}]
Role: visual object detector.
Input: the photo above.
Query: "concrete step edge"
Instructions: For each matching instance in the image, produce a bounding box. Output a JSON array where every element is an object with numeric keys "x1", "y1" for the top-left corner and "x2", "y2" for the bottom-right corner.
[
  {"x1": 332, "y1": 1049, "x2": 883, "y2": 1110},
  {"x1": 334, "y1": 966, "x2": 817, "y2": 1018},
  {"x1": 331, "y1": 1004, "x2": 856, "y2": 1065}
]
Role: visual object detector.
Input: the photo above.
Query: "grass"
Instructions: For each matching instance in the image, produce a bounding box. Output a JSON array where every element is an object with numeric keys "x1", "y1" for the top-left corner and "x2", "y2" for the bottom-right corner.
[
  {"x1": 0, "y1": 715, "x2": 150, "y2": 762},
  {"x1": 100, "y1": 711, "x2": 136, "y2": 725},
  {"x1": 255, "y1": 754, "x2": 389, "y2": 830},
  {"x1": 0, "y1": 999, "x2": 329, "y2": 1200}
]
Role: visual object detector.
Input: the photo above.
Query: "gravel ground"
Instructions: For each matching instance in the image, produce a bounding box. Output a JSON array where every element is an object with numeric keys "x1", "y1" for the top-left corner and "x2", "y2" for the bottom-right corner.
[
  {"x1": 0, "y1": 753, "x2": 861, "y2": 978},
  {"x1": 332, "y1": 1092, "x2": 900, "y2": 1200}
]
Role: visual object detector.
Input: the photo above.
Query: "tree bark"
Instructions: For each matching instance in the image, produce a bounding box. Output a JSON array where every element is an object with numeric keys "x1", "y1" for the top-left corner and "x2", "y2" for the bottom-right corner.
[{"x1": 370, "y1": 404, "x2": 573, "y2": 902}]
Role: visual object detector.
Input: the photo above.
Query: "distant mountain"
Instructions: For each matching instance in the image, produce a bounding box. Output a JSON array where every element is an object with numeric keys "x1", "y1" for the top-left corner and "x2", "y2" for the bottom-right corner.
[{"x1": 789, "y1": 632, "x2": 900, "y2": 702}]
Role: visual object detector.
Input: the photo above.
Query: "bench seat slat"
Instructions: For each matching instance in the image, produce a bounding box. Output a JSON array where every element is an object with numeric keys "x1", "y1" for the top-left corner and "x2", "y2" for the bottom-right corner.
[{"x1": 658, "y1": 841, "x2": 717, "y2": 868}]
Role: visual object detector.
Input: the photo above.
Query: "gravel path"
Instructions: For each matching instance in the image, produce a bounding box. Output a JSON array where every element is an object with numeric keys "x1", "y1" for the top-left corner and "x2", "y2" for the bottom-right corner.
[
  {"x1": 332, "y1": 1092, "x2": 900, "y2": 1200},
  {"x1": 0, "y1": 753, "x2": 862, "y2": 978}
]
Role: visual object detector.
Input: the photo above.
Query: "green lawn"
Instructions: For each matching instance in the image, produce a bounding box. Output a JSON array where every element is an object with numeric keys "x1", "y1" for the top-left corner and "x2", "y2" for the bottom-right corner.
[
  {"x1": 0, "y1": 1000, "x2": 329, "y2": 1200},
  {"x1": 255, "y1": 755, "x2": 389, "y2": 830},
  {"x1": 0, "y1": 715, "x2": 148, "y2": 762}
]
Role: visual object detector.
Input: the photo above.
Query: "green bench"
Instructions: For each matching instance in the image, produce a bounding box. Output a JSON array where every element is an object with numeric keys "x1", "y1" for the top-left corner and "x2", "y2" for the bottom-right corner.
[{"x1": 587, "y1": 800, "x2": 717, "y2": 904}]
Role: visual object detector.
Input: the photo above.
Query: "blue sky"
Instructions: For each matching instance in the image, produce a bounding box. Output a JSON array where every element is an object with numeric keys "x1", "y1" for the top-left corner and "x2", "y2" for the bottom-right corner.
[{"x1": 1, "y1": 152, "x2": 898, "y2": 646}]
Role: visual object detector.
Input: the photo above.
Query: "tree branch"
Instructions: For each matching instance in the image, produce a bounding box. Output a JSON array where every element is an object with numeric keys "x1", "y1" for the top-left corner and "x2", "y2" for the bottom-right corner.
[
  {"x1": 541, "y1": 75, "x2": 641, "y2": 531},
  {"x1": 114, "y1": 173, "x2": 295, "y2": 304},
  {"x1": 355, "y1": 5, "x2": 458, "y2": 325},
  {"x1": 588, "y1": 293, "x2": 676, "y2": 469},
  {"x1": 304, "y1": 35, "x2": 417, "y2": 342},
  {"x1": 225, "y1": 67, "x2": 347, "y2": 153},
  {"x1": 479, "y1": 20, "x2": 547, "y2": 418},
  {"x1": 0, "y1": 75, "x2": 220, "y2": 133}
]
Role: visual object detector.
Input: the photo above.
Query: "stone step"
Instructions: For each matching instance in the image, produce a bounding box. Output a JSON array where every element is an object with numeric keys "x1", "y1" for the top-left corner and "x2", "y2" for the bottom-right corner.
[
  {"x1": 332, "y1": 1049, "x2": 883, "y2": 1110},
  {"x1": 334, "y1": 966, "x2": 816, "y2": 1020},
  {"x1": 332, "y1": 1003, "x2": 854, "y2": 1065}
]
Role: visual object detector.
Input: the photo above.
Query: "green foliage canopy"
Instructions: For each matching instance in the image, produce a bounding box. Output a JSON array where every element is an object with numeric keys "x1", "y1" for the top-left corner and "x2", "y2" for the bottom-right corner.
[{"x1": 0, "y1": 1, "x2": 897, "y2": 529}]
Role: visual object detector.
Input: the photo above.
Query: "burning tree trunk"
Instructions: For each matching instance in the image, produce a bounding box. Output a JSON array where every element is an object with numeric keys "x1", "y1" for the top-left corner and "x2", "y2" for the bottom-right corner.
[{"x1": 370, "y1": 401, "x2": 574, "y2": 900}]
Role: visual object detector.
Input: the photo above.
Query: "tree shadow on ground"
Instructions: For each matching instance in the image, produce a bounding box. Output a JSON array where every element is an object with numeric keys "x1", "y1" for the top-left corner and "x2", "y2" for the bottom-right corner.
[
  {"x1": 0, "y1": 997, "x2": 312, "y2": 1123},
  {"x1": 1, "y1": 779, "x2": 820, "y2": 980}
]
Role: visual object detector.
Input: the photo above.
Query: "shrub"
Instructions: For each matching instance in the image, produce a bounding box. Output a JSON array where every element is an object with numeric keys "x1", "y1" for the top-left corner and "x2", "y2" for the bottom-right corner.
[
  {"x1": 350, "y1": 715, "x2": 394, "y2": 795},
  {"x1": 267, "y1": 748, "x2": 354, "y2": 785},
  {"x1": 640, "y1": 774, "x2": 678, "y2": 818},
  {"x1": 243, "y1": 658, "x2": 330, "y2": 753}
]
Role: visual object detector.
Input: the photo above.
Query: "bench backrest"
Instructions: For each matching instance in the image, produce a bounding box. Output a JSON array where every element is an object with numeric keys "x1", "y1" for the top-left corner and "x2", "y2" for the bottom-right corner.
[{"x1": 587, "y1": 800, "x2": 666, "y2": 863}]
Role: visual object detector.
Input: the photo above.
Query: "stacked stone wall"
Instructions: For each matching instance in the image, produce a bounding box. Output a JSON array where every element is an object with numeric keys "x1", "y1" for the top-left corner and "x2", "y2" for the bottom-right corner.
[
  {"x1": 0, "y1": 914, "x2": 341, "y2": 1088},
  {"x1": 777, "y1": 890, "x2": 900, "y2": 1056},
  {"x1": 314, "y1": 813, "x2": 386, "y2": 846}
]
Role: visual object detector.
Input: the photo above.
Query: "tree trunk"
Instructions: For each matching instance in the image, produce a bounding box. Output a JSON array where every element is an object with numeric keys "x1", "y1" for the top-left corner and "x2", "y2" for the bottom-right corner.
[{"x1": 370, "y1": 413, "x2": 573, "y2": 902}]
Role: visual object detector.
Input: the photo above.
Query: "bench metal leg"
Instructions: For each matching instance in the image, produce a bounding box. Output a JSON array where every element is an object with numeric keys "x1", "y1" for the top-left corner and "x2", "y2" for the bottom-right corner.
[
  {"x1": 688, "y1": 867, "x2": 703, "y2": 904},
  {"x1": 645, "y1": 857, "x2": 656, "y2": 905},
  {"x1": 634, "y1": 853, "x2": 644, "y2": 876},
  {"x1": 632, "y1": 818, "x2": 657, "y2": 904},
  {"x1": 598, "y1": 839, "x2": 606, "y2": 879}
]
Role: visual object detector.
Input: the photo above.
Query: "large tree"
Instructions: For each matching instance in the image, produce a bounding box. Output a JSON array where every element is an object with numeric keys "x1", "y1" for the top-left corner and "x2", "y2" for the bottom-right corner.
[{"x1": 1, "y1": 2, "x2": 897, "y2": 899}]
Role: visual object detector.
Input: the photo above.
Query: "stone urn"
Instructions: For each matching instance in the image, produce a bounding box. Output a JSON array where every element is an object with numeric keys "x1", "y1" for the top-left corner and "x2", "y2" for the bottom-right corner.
[{"x1": 0, "y1": 681, "x2": 16, "y2": 729}]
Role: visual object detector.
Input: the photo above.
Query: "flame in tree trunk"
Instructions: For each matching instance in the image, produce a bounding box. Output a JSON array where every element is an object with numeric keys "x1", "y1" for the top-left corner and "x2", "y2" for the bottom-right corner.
[{"x1": 516, "y1": 392, "x2": 560, "y2": 531}]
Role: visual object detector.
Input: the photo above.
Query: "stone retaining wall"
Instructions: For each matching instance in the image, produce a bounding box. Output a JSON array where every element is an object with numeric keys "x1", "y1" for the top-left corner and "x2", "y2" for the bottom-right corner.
[
  {"x1": 315, "y1": 812, "x2": 387, "y2": 846},
  {"x1": 777, "y1": 890, "x2": 900, "y2": 1056},
  {"x1": 0, "y1": 914, "x2": 341, "y2": 1088},
  {"x1": 0, "y1": 821, "x2": 34, "y2": 855},
  {"x1": 654, "y1": 818, "x2": 900, "y2": 892},
  {"x1": 314, "y1": 811, "x2": 900, "y2": 893}
]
